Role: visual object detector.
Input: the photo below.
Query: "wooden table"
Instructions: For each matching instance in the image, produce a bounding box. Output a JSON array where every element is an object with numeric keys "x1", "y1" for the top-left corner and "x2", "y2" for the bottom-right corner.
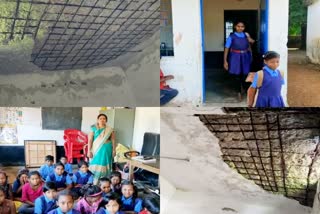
[{"x1": 128, "y1": 158, "x2": 160, "y2": 181}]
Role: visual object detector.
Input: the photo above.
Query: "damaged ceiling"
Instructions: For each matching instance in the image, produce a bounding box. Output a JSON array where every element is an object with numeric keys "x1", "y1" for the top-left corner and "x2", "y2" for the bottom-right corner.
[
  {"x1": 198, "y1": 108, "x2": 320, "y2": 207},
  {"x1": 0, "y1": 0, "x2": 159, "y2": 70}
]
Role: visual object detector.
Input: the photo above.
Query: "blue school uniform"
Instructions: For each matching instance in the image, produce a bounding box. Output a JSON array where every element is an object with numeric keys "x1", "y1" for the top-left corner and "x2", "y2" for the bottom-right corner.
[
  {"x1": 64, "y1": 163, "x2": 73, "y2": 174},
  {"x1": 96, "y1": 208, "x2": 125, "y2": 214},
  {"x1": 34, "y1": 195, "x2": 57, "y2": 214},
  {"x1": 12, "y1": 179, "x2": 22, "y2": 197},
  {"x1": 251, "y1": 66, "x2": 285, "y2": 107},
  {"x1": 46, "y1": 172, "x2": 72, "y2": 189},
  {"x1": 72, "y1": 171, "x2": 93, "y2": 185},
  {"x1": 48, "y1": 208, "x2": 81, "y2": 214},
  {"x1": 39, "y1": 164, "x2": 54, "y2": 180},
  {"x1": 121, "y1": 196, "x2": 143, "y2": 213},
  {"x1": 225, "y1": 32, "x2": 252, "y2": 75}
]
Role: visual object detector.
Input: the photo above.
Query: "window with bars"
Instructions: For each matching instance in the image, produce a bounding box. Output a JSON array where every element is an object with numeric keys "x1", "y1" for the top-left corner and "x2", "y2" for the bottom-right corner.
[{"x1": 160, "y1": 0, "x2": 174, "y2": 57}]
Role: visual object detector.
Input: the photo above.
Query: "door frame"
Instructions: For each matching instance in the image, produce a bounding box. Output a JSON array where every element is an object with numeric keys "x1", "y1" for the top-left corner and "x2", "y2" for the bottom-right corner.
[{"x1": 200, "y1": 0, "x2": 269, "y2": 104}]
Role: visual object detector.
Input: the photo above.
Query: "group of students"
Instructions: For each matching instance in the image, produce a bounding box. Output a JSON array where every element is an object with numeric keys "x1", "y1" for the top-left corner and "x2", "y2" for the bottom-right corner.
[{"x1": 0, "y1": 155, "x2": 160, "y2": 214}]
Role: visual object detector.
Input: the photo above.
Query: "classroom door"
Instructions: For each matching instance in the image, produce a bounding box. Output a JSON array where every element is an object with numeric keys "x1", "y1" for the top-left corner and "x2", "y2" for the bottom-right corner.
[{"x1": 259, "y1": 0, "x2": 269, "y2": 54}]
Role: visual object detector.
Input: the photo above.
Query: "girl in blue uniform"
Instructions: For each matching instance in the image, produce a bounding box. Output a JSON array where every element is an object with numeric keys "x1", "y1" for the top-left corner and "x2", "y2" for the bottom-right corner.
[
  {"x1": 97, "y1": 195, "x2": 125, "y2": 214},
  {"x1": 34, "y1": 181, "x2": 57, "y2": 214},
  {"x1": 247, "y1": 51, "x2": 285, "y2": 107},
  {"x1": 120, "y1": 181, "x2": 142, "y2": 214},
  {"x1": 224, "y1": 21, "x2": 255, "y2": 101},
  {"x1": 46, "y1": 163, "x2": 72, "y2": 191}
]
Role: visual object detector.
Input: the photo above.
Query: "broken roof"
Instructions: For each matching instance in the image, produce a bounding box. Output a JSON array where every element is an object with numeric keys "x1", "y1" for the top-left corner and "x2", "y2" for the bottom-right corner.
[
  {"x1": 0, "y1": 0, "x2": 159, "y2": 70},
  {"x1": 199, "y1": 108, "x2": 320, "y2": 207}
]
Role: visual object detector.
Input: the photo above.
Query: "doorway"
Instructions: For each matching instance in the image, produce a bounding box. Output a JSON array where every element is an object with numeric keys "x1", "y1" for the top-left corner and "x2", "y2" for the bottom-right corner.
[{"x1": 202, "y1": 0, "x2": 269, "y2": 104}]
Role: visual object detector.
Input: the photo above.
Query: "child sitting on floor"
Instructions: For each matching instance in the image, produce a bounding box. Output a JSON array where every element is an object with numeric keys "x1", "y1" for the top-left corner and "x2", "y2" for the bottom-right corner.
[
  {"x1": 47, "y1": 190, "x2": 80, "y2": 214},
  {"x1": 59, "y1": 156, "x2": 73, "y2": 176},
  {"x1": 46, "y1": 162, "x2": 72, "y2": 192},
  {"x1": 73, "y1": 161, "x2": 93, "y2": 187},
  {"x1": 139, "y1": 195, "x2": 160, "y2": 214},
  {"x1": 19, "y1": 171, "x2": 43, "y2": 214},
  {"x1": 34, "y1": 181, "x2": 57, "y2": 214},
  {"x1": 0, "y1": 186, "x2": 16, "y2": 214},
  {"x1": 0, "y1": 171, "x2": 13, "y2": 200},
  {"x1": 120, "y1": 180, "x2": 142, "y2": 214},
  {"x1": 12, "y1": 169, "x2": 29, "y2": 201},
  {"x1": 76, "y1": 184, "x2": 103, "y2": 213},
  {"x1": 99, "y1": 177, "x2": 113, "y2": 199},
  {"x1": 39, "y1": 155, "x2": 54, "y2": 181},
  {"x1": 110, "y1": 171, "x2": 122, "y2": 195},
  {"x1": 97, "y1": 195, "x2": 125, "y2": 214}
]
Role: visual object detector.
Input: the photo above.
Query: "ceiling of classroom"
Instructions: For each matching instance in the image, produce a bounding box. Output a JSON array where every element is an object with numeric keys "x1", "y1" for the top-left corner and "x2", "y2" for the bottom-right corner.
[
  {"x1": 199, "y1": 108, "x2": 320, "y2": 207},
  {"x1": 0, "y1": 0, "x2": 160, "y2": 70}
]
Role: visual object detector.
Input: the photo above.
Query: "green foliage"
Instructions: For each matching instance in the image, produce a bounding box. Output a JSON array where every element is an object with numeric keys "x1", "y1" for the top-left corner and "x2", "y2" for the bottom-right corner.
[{"x1": 289, "y1": 0, "x2": 308, "y2": 36}]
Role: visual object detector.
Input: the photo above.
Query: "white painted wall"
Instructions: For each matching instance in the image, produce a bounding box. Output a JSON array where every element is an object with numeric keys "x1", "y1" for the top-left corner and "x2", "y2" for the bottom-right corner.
[
  {"x1": 268, "y1": 0, "x2": 289, "y2": 105},
  {"x1": 1, "y1": 107, "x2": 158, "y2": 152},
  {"x1": 203, "y1": 0, "x2": 259, "y2": 51},
  {"x1": 160, "y1": 0, "x2": 203, "y2": 105},
  {"x1": 132, "y1": 107, "x2": 160, "y2": 152},
  {"x1": 13, "y1": 107, "x2": 100, "y2": 146},
  {"x1": 307, "y1": 0, "x2": 320, "y2": 64}
]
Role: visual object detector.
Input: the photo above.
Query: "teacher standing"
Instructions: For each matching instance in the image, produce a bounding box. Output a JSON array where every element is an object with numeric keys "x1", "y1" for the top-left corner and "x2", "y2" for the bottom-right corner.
[{"x1": 87, "y1": 114, "x2": 116, "y2": 184}]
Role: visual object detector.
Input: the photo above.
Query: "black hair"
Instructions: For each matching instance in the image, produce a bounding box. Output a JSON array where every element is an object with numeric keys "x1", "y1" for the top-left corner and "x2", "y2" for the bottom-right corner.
[
  {"x1": 99, "y1": 195, "x2": 122, "y2": 210},
  {"x1": 43, "y1": 181, "x2": 57, "y2": 192},
  {"x1": 97, "y1": 114, "x2": 108, "y2": 121},
  {"x1": 142, "y1": 195, "x2": 160, "y2": 214},
  {"x1": 99, "y1": 177, "x2": 111, "y2": 184},
  {"x1": 121, "y1": 180, "x2": 137, "y2": 198},
  {"x1": 79, "y1": 184, "x2": 102, "y2": 197},
  {"x1": 55, "y1": 162, "x2": 65, "y2": 169},
  {"x1": 57, "y1": 189, "x2": 74, "y2": 201},
  {"x1": 0, "y1": 186, "x2": 5, "y2": 194},
  {"x1": 78, "y1": 160, "x2": 89, "y2": 168},
  {"x1": 45, "y1": 155, "x2": 54, "y2": 162},
  {"x1": 263, "y1": 51, "x2": 280, "y2": 61},
  {"x1": 110, "y1": 171, "x2": 122, "y2": 181},
  {"x1": 233, "y1": 20, "x2": 245, "y2": 27},
  {"x1": 28, "y1": 171, "x2": 41, "y2": 178},
  {"x1": 16, "y1": 168, "x2": 29, "y2": 180}
]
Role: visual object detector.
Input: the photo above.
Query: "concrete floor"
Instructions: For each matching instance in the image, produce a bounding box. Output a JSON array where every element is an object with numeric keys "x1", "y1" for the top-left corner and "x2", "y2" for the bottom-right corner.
[
  {"x1": 160, "y1": 107, "x2": 312, "y2": 214},
  {"x1": 205, "y1": 69, "x2": 247, "y2": 106}
]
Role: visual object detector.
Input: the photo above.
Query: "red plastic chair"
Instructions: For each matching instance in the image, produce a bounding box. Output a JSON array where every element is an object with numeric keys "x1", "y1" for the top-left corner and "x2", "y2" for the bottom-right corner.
[{"x1": 63, "y1": 129, "x2": 88, "y2": 163}]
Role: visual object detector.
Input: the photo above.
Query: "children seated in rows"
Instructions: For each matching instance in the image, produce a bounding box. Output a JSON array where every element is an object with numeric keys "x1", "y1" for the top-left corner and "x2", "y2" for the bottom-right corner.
[{"x1": 39, "y1": 155, "x2": 54, "y2": 181}]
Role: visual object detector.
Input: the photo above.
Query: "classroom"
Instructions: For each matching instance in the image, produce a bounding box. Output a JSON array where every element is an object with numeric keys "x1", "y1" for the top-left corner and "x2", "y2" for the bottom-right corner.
[{"x1": 0, "y1": 107, "x2": 160, "y2": 214}]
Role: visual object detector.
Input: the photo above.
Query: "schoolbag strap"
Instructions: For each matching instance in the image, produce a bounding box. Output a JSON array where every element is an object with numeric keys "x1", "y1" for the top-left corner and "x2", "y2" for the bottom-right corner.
[
  {"x1": 279, "y1": 70, "x2": 284, "y2": 78},
  {"x1": 257, "y1": 70, "x2": 264, "y2": 88}
]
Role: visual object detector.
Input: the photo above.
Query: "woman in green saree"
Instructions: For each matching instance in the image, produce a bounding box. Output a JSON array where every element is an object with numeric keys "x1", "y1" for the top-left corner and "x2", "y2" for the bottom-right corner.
[{"x1": 87, "y1": 114, "x2": 116, "y2": 184}]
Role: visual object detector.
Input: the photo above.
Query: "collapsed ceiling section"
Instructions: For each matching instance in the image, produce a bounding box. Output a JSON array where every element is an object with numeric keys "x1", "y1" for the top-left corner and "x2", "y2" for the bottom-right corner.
[
  {"x1": 198, "y1": 108, "x2": 320, "y2": 207},
  {"x1": 0, "y1": 0, "x2": 159, "y2": 70}
]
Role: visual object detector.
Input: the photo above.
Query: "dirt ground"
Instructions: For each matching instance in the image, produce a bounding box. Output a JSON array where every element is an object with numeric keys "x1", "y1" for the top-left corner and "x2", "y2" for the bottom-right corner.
[{"x1": 288, "y1": 50, "x2": 320, "y2": 107}]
